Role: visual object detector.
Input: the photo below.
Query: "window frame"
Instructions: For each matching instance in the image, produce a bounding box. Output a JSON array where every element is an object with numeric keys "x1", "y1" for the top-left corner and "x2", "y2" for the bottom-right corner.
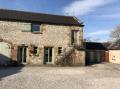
[
  {"x1": 71, "y1": 30, "x2": 78, "y2": 45},
  {"x1": 58, "y1": 47, "x2": 62, "y2": 55},
  {"x1": 33, "y1": 46, "x2": 38, "y2": 55},
  {"x1": 31, "y1": 23, "x2": 41, "y2": 33}
]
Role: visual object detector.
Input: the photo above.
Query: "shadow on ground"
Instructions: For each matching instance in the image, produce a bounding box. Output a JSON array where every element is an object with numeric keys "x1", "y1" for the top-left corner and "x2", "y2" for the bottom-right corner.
[
  {"x1": 0, "y1": 66, "x2": 24, "y2": 81},
  {"x1": 0, "y1": 54, "x2": 24, "y2": 80}
]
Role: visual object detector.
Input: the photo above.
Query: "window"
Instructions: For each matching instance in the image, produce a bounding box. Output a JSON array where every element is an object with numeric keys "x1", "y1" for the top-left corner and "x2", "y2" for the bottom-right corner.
[
  {"x1": 33, "y1": 46, "x2": 38, "y2": 55},
  {"x1": 71, "y1": 30, "x2": 78, "y2": 45},
  {"x1": 21, "y1": 23, "x2": 31, "y2": 32},
  {"x1": 31, "y1": 24, "x2": 40, "y2": 33},
  {"x1": 58, "y1": 47, "x2": 62, "y2": 54}
]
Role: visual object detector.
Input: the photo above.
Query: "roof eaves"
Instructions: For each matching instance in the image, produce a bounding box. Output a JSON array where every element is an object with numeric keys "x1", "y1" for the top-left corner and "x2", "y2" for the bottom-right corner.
[
  {"x1": 0, "y1": 9, "x2": 83, "y2": 26},
  {"x1": 73, "y1": 16, "x2": 84, "y2": 27}
]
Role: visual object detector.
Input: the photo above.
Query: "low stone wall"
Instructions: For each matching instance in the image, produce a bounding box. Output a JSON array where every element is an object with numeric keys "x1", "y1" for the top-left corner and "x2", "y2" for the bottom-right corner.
[
  {"x1": 56, "y1": 48, "x2": 85, "y2": 66},
  {"x1": 73, "y1": 50, "x2": 85, "y2": 66}
]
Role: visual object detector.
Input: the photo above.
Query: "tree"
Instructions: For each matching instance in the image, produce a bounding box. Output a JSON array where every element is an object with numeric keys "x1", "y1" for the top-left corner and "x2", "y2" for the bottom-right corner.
[
  {"x1": 84, "y1": 37, "x2": 92, "y2": 42},
  {"x1": 110, "y1": 25, "x2": 120, "y2": 41}
]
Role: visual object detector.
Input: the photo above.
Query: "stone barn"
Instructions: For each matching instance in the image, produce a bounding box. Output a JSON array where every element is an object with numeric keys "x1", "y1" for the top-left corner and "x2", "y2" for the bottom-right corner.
[{"x1": 0, "y1": 9, "x2": 85, "y2": 66}]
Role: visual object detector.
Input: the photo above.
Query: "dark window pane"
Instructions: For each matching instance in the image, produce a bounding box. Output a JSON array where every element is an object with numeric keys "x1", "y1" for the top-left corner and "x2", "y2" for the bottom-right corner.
[
  {"x1": 33, "y1": 47, "x2": 38, "y2": 54},
  {"x1": 58, "y1": 47, "x2": 62, "y2": 54},
  {"x1": 32, "y1": 24, "x2": 40, "y2": 32},
  {"x1": 23, "y1": 48, "x2": 27, "y2": 62},
  {"x1": 49, "y1": 48, "x2": 52, "y2": 62}
]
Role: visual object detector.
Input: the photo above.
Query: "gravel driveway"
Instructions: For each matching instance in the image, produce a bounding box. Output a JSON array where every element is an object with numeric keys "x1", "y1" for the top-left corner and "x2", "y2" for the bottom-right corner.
[{"x1": 0, "y1": 63, "x2": 120, "y2": 89}]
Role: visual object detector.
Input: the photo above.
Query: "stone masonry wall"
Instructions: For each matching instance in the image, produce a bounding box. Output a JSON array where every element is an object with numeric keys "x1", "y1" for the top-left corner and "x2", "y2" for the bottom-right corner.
[{"x1": 0, "y1": 21, "x2": 84, "y2": 65}]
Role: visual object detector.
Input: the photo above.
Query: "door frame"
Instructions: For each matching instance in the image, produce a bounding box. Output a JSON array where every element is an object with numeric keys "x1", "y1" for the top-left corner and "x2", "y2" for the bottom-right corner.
[
  {"x1": 44, "y1": 47, "x2": 53, "y2": 64},
  {"x1": 17, "y1": 46, "x2": 28, "y2": 64}
]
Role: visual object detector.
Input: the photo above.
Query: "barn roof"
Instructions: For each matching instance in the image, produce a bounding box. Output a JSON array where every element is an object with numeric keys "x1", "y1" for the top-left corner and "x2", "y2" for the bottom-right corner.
[
  {"x1": 85, "y1": 42, "x2": 107, "y2": 50},
  {"x1": 0, "y1": 9, "x2": 83, "y2": 26},
  {"x1": 108, "y1": 39, "x2": 120, "y2": 50}
]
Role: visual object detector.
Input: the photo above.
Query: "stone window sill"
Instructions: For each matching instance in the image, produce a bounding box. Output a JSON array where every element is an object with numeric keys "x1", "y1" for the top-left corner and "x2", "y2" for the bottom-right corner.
[{"x1": 32, "y1": 32, "x2": 42, "y2": 34}]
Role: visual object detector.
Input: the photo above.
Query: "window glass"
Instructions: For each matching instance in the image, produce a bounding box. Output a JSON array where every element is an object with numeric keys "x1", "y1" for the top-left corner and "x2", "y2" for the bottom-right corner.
[
  {"x1": 71, "y1": 30, "x2": 78, "y2": 45},
  {"x1": 32, "y1": 24, "x2": 40, "y2": 32},
  {"x1": 58, "y1": 47, "x2": 62, "y2": 54},
  {"x1": 33, "y1": 46, "x2": 38, "y2": 54}
]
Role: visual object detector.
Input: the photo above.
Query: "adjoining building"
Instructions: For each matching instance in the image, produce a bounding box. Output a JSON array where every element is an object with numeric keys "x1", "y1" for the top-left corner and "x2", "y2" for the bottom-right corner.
[
  {"x1": 107, "y1": 40, "x2": 120, "y2": 64},
  {"x1": 85, "y1": 42, "x2": 106, "y2": 65}
]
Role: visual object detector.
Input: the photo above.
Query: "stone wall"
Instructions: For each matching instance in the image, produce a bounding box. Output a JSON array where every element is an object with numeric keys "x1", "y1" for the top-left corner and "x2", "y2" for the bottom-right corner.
[
  {"x1": 0, "y1": 21, "x2": 84, "y2": 65},
  {"x1": 73, "y1": 50, "x2": 85, "y2": 66},
  {"x1": 0, "y1": 21, "x2": 83, "y2": 46}
]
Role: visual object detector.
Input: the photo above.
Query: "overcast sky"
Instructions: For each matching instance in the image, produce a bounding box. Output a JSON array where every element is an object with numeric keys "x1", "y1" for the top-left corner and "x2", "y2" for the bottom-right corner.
[{"x1": 0, "y1": 0, "x2": 120, "y2": 42}]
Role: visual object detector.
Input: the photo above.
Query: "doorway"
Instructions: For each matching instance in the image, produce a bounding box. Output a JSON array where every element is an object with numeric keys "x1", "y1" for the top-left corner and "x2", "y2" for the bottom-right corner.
[
  {"x1": 44, "y1": 47, "x2": 52, "y2": 64},
  {"x1": 17, "y1": 46, "x2": 27, "y2": 64}
]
